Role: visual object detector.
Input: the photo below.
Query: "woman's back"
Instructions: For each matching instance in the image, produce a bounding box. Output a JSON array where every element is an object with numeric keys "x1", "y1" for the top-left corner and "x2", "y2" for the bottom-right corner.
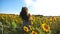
[
  {"x1": 20, "y1": 7, "x2": 32, "y2": 27},
  {"x1": 19, "y1": 7, "x2": 32, "y2": 34}
]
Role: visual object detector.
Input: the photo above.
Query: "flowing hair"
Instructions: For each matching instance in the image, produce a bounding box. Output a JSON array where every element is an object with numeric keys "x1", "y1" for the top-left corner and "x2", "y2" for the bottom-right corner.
[{"x1": 20, "y1": 7, "x2": 30, "y2": 21}]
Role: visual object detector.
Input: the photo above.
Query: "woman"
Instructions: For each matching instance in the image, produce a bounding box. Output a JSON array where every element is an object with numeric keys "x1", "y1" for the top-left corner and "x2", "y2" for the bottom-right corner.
[
  {"x1": 19, "y1": 7, "x2": 32, "y2": 33},
  {"x1": 20, "y1": 7, "x2": 32, "y2": 26}
]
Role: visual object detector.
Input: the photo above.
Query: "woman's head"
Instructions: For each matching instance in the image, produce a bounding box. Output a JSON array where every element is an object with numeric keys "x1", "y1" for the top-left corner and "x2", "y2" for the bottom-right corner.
[
  {"x1": 20, "y1": 7, "x2": 30, "y2": 21},
  {"x1": 21, "y1": 7, "x2": 28, "y2": 14}
]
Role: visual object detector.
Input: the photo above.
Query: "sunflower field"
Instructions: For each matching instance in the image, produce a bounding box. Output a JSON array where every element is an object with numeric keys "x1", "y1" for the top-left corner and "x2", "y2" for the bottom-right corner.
[{"x1": 0, "y1": 14, "x2": 60, "y2": 34}]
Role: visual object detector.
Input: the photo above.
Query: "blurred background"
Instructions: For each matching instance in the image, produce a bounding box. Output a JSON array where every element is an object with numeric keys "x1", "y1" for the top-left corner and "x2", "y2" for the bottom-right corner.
[{"x1": 0, "y1": 0, "x2": 60, "y2": 16}]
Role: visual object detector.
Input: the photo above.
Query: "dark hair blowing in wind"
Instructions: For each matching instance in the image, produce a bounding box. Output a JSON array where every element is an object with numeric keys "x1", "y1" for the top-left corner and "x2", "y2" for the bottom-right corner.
[{"x1": 20, "y1": 7, "x2": 30, "y2": 21}]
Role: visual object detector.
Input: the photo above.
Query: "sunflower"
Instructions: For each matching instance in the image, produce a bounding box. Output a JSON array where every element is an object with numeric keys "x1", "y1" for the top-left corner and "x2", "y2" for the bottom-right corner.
[
  {"x1": 50, "y1": 22, "x2": 52, "y2": 25},
  {"x1": 29, "y1": 25, "x2": 33, "y2": 30},
  {"x1": 54, "y1": 17, "x2": 56, "y2": 20},
  {"x1": 31, "y1": 22, "x2": 34, "y2": 25},
  {"x1": 50, "y1": 18, "x2": 52, "y2": 22},
  {"x1": 23, "y1": 26, "x2": 29, "y2": 32},
  {"x1": 31, "y1": 31, "x2": 38, "y2": 34},
  {"x1": 41, "y1": 23, "x2": 50, "y2": 32}
]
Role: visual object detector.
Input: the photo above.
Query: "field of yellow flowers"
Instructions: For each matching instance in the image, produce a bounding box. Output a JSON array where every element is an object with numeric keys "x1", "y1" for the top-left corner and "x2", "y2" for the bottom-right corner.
[{"x1": 0, "y1": 14, "x2": 60, "y2": 34}]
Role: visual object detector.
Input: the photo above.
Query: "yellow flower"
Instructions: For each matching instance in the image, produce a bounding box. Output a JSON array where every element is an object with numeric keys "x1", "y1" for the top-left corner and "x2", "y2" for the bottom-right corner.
[
  {"x1": 54, "y1": 17, "x2": 56, "y2": 20},
  {"x1": 31, "y1": 31, "x2": 38, "y2": 34},
  {"x1": 41, "y1": 23, "x2": 50, "y2": 32},
  {"x1": 50, "y1": 18, "x2": 52, "y2": 21},
  {"x1": 31, "y1": 22, "x2": 34, "y2": 25},
  {"x1": 23, "y1": 26, "x2": 29, "y2": 32},
  {"x1": 2, "y1": 17, "x2": 5, "y2": 20},
  {"x1": 29, "y1": 25, "x2": 33, "y2": 30},
  {"x1": 50, "y1": 22, "x2": 52, "y2": 25}
]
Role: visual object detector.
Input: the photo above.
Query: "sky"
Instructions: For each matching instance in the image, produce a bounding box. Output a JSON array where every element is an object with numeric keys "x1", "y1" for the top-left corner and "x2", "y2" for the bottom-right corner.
[{"x1": 0, "y1": 0, "x2": 60, "y2": 16}]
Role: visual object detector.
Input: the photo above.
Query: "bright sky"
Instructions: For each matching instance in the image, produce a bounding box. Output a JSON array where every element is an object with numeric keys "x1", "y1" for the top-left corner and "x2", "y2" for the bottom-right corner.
[{"x1": 0, "y1": 0, "x2": 60, "y2": 16}]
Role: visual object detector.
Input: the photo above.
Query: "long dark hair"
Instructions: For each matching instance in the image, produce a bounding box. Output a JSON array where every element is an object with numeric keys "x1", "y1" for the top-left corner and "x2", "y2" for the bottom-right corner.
[{"x1": 20, "y1": 7, "x2": 30, "y2": 21}]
